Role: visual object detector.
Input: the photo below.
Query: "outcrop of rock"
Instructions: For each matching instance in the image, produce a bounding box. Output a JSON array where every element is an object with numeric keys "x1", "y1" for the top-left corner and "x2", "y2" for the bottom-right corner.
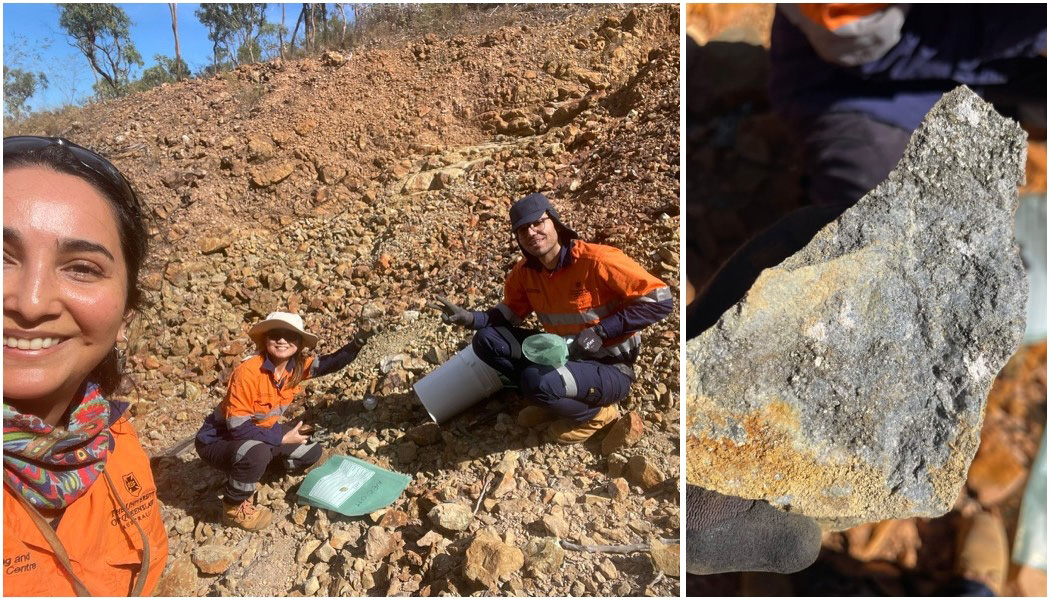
[{"x1": 686, "y1": 87, "x2": 1029, "y2": 529}]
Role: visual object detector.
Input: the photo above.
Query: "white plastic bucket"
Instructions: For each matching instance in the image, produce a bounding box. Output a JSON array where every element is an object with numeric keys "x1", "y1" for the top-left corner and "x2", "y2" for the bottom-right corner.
[{"x1": 413, "y1": 345, "x2": 504, "y2": 424}]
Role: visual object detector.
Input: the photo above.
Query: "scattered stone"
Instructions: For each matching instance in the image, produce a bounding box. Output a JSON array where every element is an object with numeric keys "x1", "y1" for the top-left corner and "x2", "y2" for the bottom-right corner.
[
  {"x1": 322, "y1": 50, "x2": 348, "y2": 66},
  {"x1": 463, "y1": 528, "x2": 524, "y2": 588},
  {"x1": 626, "y1": 455, "x2": 664, "y2": 490},
  {"x1": 364, "y1": 526, "x2": 401, "y2": 562},
  {"x1": 315, "y1": 542, "x2": 337, "y2": 563},
  {"x1": 406, "y1": 423, "x2": 442, "y2": 446},
  {"x1": 649, "y1": 537, "x2": 680, "y2": 577},
  {"x1": 247, "y1": 135, "x2": 275, "y2": 161},
  {"x1": 540, "y1": 514, "x2": 570, "y2": 538},
  {"x1": 297, "y1": 538, "x2": 323, "y2": 563},
  {"x1": 250, "y1": 162, "x2": 296, "y2": 187},
  {"x1": 198, "y1": 236, "x2": 231, "y2": 255},
  {"x1": 174, "y1": 515, "x2": 195, "y2": 535},
  {"x1": 428, "y1": 502, "x2": 473, "y2": 532},
  {"x1": 686, "y1": 87, "x2": 1029, "y2": 528},
  {"x1": 608, "y1": 477, "x2": 630, "y2": 501},
  {"x1": 523, "y1": 537, "x2": 565, "y2": 575},
  {"x1": 155, "y1": 553, "x2": 197, "y2": 595},
  {"x1": 598, "y1": 557, "x2": 619, "y2": 579},
  {"x1": 601, "y1": 411, "x2": 645, "y2": 455},
  {"x1": 192, "y1": 544, "x2": 237, "y2": 575}
]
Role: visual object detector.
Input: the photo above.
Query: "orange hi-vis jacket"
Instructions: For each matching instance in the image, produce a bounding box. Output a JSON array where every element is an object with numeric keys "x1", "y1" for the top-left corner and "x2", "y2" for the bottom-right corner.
[
  {"x1": 3, "y1": 415, "x2": 169, "y2": 597},
  {"x1": 495, "y1": 240, "x2": 672, "y2": 361},
  {"x1": 223, "y1": 354, "x2": 317, "y2": 432}
]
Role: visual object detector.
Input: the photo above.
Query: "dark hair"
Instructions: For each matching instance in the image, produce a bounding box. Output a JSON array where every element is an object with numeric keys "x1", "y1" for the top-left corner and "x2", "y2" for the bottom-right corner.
[{"x1": 4, "y1": 137, "x2": 149, "y2": 396}]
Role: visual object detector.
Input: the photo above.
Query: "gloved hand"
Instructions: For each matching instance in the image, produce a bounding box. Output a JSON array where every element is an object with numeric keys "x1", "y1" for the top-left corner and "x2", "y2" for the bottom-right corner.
[
  {"x1": 573, "y1": 325, "x2": 606, "y2": 357},
  {"x1": 686, "y1": 484, "x2": 822, "y2": 575},
  {"x1": 428, "y1": 295, "x2": 474, "y2": 327},
  {"x1": 351, "y1": 324, "x2": 376, "y2": 348}
]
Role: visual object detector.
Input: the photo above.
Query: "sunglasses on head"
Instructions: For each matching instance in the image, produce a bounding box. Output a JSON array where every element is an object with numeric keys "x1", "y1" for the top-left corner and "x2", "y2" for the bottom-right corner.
[{"x1": 4, "y1": 136, "x2": 140, "y2": 214}]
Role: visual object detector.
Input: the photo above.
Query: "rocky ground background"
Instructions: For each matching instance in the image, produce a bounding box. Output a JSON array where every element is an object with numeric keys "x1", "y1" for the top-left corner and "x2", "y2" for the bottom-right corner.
[
  {"x1": 13, "y1": 4, "x2": 680, "y2": 596},
  {"x1": 686, "y1": 4, "x2": 1046, "y2": 596}
]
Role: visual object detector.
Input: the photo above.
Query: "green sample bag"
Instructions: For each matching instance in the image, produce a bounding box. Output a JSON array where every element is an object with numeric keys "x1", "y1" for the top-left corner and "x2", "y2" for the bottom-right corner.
[
  {"x1": 296, "y1": 455, "x2": 411, "y2": 516},
  {"x1": 522, "y1": 333, "x2": 570, "y2": 367}
]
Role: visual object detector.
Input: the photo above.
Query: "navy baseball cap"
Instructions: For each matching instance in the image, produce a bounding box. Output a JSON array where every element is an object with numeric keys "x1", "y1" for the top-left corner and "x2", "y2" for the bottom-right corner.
[{"x1": 509, "y1": 193, "x2": 579, "y2": 238}]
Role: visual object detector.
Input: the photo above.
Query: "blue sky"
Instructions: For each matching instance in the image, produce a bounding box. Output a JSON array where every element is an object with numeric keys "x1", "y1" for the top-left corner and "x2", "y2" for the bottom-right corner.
[{"x1": 3, "y1": 3, "x2": 295, "y2": 112}]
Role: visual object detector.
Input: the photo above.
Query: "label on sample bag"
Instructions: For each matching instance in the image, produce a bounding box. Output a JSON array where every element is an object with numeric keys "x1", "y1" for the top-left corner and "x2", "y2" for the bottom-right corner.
[{"x1": 297, "y1": 455, "x2": 412, "y2": 516}]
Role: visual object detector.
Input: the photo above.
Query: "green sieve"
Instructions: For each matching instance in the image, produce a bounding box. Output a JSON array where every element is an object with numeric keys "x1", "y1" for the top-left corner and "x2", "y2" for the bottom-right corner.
[{"x1": 522, "y1": 333, "x2": 569, "y2": 367}]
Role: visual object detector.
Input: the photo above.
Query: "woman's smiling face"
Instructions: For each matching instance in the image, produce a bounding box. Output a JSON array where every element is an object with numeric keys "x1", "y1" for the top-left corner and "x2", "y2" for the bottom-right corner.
[
  {"x1": 265, "y1": 329, "x2": 301, "y2": 363},
  {"x1": 3, "y1": 166, "x2": 129, "y2": 413}
]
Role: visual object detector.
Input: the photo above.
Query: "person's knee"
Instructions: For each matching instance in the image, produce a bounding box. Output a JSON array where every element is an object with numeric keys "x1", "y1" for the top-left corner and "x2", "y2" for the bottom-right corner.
[
  {"x1": 236, "y1": 442, "x2": 273, "y2": 469},
  {"x1": 471, "y1": 327, "x2": 502, "y2": 358},
  {"x1": 297, "y1": 443, "x2": 323, "y2": 467},
  {"x1": 519, "y1": 366, "x2": 561, "y2": 405}
]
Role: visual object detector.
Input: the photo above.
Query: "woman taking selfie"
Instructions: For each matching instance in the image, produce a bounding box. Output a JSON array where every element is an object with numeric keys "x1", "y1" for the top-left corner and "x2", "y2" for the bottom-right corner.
[
  {"x1": 3, "y1": 136, "x2": 168, "y2": 596},
  {"x1": 194, "y1": 311, "x2": 369, "y2": 531}
]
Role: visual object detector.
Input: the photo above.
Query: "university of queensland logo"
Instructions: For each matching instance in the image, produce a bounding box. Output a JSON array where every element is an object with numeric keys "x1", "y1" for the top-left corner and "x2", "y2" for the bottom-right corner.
[{"x1": 122, "y1": 472, "x2": 142, "y2": 496}]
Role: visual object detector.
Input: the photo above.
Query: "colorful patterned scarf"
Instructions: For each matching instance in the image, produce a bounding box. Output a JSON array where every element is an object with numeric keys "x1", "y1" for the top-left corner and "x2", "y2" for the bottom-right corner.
[{"x1": 3, "y1": 382, "x2": 113, "y2": 510}]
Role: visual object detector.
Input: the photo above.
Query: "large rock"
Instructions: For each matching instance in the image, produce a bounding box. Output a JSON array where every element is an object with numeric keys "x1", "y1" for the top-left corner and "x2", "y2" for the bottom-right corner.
[
  {"x1": 686, "y1": 87, "x2": 1028, "y2": 528},
  {"x1": 462, "y1": 528, "x2": 524, "y2": 588}
]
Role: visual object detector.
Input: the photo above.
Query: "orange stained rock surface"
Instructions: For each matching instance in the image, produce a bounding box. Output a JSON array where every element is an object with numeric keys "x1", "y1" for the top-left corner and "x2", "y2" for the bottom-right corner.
[{"x1": 685, "y1": 3, "x2": 775, "y2": 46}]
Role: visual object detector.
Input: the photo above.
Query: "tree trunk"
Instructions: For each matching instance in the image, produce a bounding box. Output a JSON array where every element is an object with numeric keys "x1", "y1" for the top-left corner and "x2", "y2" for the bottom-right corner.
[
  {"x1": 305, "y1": 3, "x2": 316, "y2": 53},
  {"x1": 278, "y1": 3, "x2": 286, "y2": 60},
  {"x1": 291, "y1": 3, "x2": 306, "y2": 51},
  {"x1": 169, "y1": 3, "x2": 182, "y2": 80},
  {"x1": 337, "y1": 3, "x2": 348, "y2": 47},
  {"x1": 318, "y1": 3, "x2": 327, "y2": 49}
]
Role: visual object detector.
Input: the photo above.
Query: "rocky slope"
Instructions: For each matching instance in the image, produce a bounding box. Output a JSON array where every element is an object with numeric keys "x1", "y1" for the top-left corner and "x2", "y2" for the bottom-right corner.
[{"x1": 31, "y1": 4, "x2": 681, "y2": 597}]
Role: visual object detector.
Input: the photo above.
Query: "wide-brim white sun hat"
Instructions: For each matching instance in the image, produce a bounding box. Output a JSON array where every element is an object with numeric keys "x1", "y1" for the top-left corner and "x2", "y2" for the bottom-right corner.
[{"x1": 248, "y1": 311, "x2": 318, "y2": 350}]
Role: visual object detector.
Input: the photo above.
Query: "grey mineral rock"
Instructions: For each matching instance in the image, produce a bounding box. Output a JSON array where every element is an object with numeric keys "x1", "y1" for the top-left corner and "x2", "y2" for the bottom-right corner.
[{"x1": 686, "y1": 86, "x2": 1028, "y2": 529}]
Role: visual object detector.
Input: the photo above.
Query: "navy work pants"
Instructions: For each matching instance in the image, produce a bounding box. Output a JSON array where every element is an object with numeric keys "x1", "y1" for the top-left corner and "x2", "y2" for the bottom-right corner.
[
  {"x1": 195, "y1": 423, "x2": 322, "y2": 503},
  {"x1": 471, "y1": 325, "x2": 633, "y2": 423}
]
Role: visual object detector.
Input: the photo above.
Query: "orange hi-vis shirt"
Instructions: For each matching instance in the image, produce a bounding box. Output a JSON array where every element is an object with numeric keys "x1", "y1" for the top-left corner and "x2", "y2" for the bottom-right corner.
[
  {"x1": 3, "y1": 416, "x2": 169, "y2": 596},
  {"x1": 495, "y1": 240, "x2": 671, "y2": 361},
  {"x1": 798, "y1": 4, "x2": 890, "y2": 30},
  {"x1": 222, "y1": 353, "x2": 317, "y2": 432}
]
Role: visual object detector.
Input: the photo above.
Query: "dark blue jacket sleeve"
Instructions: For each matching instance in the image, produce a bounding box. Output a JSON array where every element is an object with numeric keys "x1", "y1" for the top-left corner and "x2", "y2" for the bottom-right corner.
[
  {"x1": 311, "y1": 338, "x2": 364, "y2": 378},
  {"x1": 599, "y1": 298, "x2": 673, "y2": 340},
  {"x1": 469, "y1": 308, "x2": 513, "y2": 330}
]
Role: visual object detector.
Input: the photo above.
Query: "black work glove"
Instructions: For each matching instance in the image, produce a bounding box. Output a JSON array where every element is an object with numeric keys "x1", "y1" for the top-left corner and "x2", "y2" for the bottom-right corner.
[
  {"x1": 573, "y1": 325, "x2": 606, "y2": 357},
  {"x1": 427, "y1": 295, "x2": 474, "y2": 328},
  {"x1": 686, "y1": 485, "x2": 821, "y2": 575},
  {"x1": 351, "y1": 324, "x2": 375, "y2": 348}
]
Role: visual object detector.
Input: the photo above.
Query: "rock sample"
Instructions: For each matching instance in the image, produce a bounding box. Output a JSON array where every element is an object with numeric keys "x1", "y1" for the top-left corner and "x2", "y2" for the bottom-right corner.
[{"x1": 686, "y1": 87, "x2": 1029, "y2": 529}]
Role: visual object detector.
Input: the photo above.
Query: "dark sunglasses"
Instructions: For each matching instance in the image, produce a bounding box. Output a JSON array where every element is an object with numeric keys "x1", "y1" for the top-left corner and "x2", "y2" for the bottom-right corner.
[
  {"x1": 4, "y1": 136, "x2": 140, "y2": 214},
  {"x1": 266, "y1": 329, "x2": 302, "y2": 343}
]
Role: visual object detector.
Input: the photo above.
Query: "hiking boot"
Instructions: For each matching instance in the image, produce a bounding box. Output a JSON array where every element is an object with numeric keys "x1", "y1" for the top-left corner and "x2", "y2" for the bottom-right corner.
[
  {"x1": 548, "y1": 405, "x2": 620, "y2": 444},
  {"x1": 516, "y1": 405, "x2": 556, "y2": 428},
  {"x1": 955, "y1": 511, "x2": 1008, "y2": 595},
  {"x1": 222, "y1": 498, "x2": 273, "y2": 531}
]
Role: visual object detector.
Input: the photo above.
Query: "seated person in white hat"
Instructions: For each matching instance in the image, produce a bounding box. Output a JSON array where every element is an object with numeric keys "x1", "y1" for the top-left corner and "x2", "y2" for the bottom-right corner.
[{"x1": 194, "y1": 311, "x2": 369, "y2": 531}]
